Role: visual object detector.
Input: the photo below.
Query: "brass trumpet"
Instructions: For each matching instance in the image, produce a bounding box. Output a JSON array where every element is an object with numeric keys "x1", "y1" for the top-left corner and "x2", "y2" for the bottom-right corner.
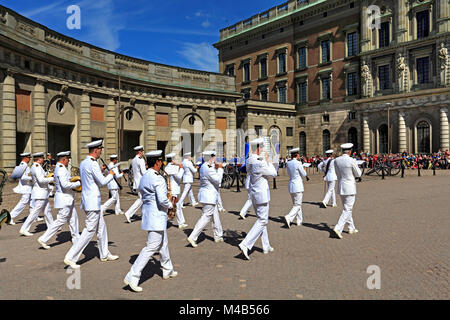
[
  {"x1": 160, "y1": 170, "x2": 177, "y2": 220},
  {"x1": 70, "y1": 176, "x2": 82, "y2": 192}
]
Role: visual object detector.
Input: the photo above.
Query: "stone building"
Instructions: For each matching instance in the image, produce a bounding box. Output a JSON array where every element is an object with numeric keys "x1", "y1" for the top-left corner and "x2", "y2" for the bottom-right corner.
[
  {"x1": 215, "y1": 0, "x2": 450, "y2": 156},
  {"x1": 0, "y1": 5, "x2": 240, "y2": 174}
]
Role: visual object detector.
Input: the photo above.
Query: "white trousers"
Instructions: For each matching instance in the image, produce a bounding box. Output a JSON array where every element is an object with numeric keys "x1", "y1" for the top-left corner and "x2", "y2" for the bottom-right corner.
[
  {"x1": 239, "y1": 193, "x2": 252, "y2": 217},
  {"x1": 21, "y1": 199, "x2": 53, "y2": 233},
  {"x1": 65, "y1": 210, "x2": 110, "y2": 262},
  {"x1": 241, "y1": 200, "x2": 270, "y2": 252},
  {"x1": 39, "y1": 204, "x2": 80, "y2": 243},
  {"x1": 178, "y1": 183, "x2": 196, "y2": 205},
  {"x1": 127, "y1": 230, "x2": 174, "y2": 284},
  {"x1": 173, "y1": 194, "x2": 185, "y2": 226},
  {"x1": 285, "y1": 192, "x2": 303, "y2": 224},
  {"x1": 322, "y1": 180, "x2": 337, "y2": 206},
  {"x1": 102, "y1": 189, "x2": 121, "y2": 214},
  {"x1": 10, "y1": 193, "x2": 31, "y2": 219},
  {"x1": 189, "y1": 204, "x2": 223, "y2": 241},
  {"x1": 217, "y1": 192, "x2": 224, "y2": 210},
  {"x1": 125, "y1": 191, "x2": 142, "y2": 219},
  {"x1": 335, "y1": 195, "x2": 356, "y2": 233}
]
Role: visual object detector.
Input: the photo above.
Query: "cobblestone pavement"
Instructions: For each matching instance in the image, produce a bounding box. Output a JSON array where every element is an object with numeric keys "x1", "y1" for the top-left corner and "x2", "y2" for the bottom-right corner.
[{"x1": 0, "y1": 168, "x2": 449, "y2": 300}]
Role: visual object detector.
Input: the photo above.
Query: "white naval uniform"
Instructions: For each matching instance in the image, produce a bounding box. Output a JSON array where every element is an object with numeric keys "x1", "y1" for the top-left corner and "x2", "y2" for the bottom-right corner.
[
  {"x1": 164, "y1": 163, "x2": 185, "y2": 226},
  {"x1": 285, "y1": 158, "x2": 308, "y2": 225},
  {"x1": 20, "y1": 162, "x2": 54, "y2": 234},
  {"x1": 101, "y1": 162, "x2": 124, "y2": 214},
  {"x1": 240, "y1": 155, "x2": 277, "y2": 252},
  {"x1": 178, "y1": 158, "x2": 198, "y2": 206},
  {"x1": 125, "y1": 156, "x2": 147, "y2": 220},
  {"x1": 318, "y1": 158, "x2": 337, "y2": 206},
  {"x1": 10, "y1": 162, "x2": 33, "y2": 220},
  {"x1": 189, "y1": 163, "x2": 224, "y2": 242},
  {"x1": 64, "y1": 156, "x2": 114, "y2": 262},
  {"x1": 125, "y1": 168, "x2": 175, "y2": 286},
  {"x1": 333, "y1": 154, "x2": 362, "y2": 233},
  {"x1": 239, "y1": 155, "x2": 257, "y2": 218},
  {"x1": 39, "y1": 163, "x2": 81, "y2": 244}
]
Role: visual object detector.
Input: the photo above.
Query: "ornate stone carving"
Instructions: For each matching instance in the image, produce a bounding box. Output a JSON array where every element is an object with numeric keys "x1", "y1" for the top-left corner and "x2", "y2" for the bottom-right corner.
[
  {"x1": 129, "y1": 98, "x2": 136, "y2": 106},
  {"x1": 16, "y1": 21, "x2": 36, "y2": 37},
  {"x1": 60, "y1": 84, "x2": 69, "y2": 95},
  {"x1": 396, "y1": 53, "x2": 407, "y2": 92},
  {"x1": 361, "y1": 59, "x2": 372, "y2": 97},
  {"x1": 439, "y1": 42, "x2": 448, "y2": 86}
]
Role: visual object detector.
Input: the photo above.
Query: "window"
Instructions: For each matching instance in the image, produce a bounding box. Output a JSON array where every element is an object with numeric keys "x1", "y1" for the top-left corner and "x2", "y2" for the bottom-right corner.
[
  {"x1": 261, "y1": 12, "x2": 269, "y2": 20},
  {"x1": 125, "y1": 109, "x2": 133, "y2": 121},
  {"x1": 260, "y1": 58, "x2": 267, "y2": 79},
  {"x1": 379, "y1": 22, "x2": 390, "y2": 48},
  {"x1": 260, "y1": 88, "x2": 268, "y2": 101},
  {"x1": 347, "y1": 32, "x2": 357, "y2": 56},
  {"x1": 298, "y1": 47, "x2": 307, "y2": 69},
  {"x1": 227, "y1": 65, "x2": 234, "y2": 77},
  {"x1": 378, "y1": 124, "x2": 388, "y2": 154},
  {"x1": 243, "y1": 62, "x2": 250, "y2": 82},
  {"x1": 379, "y1": 65, "x2": 390, "y2": 90},
  {"x1": 298, "y1": 82, "x2": 307, "y2": 103},
  {"x1": 417, "y1": 10, "x2": 430, "y2": 39},
  {"x1": 348, "y1": 111, "x2": 357, "y2": 120},
  {"x1": 347, "y1": 72, "x2": 358, "y2": 96},
  {"x1": 278, "y1": 53, "x2": 286, "y2": 74},
  {"x1": 298, "y1": 0, "x2": 308, "y2": 4},
  {"x1": 322, "y1": 130, "x2": 331, "y2": 154},
  {"x1": 255, "y1": 125, "x2": 263, "y2": 136},
  {"x1": 323, "y1": 114, "x2": 330, "y2": 123},
  {"x1": 244, "y1": 19, "x2": 252, "y2": 27},
  {"x1": 278, "y1": 4, "x2": 288, "y2": 13},
  {"x1": 322, "y1": 77, "x2": 331, "y2": 100},
  {"x1": 417, "y1": 57, "x2": 430, "y2": 84},
  {"x1": 242, "y1": 89, "x2": 251, "y2": 100},
  {"x1": 348, "y1": 127, "x2": 358, "y2": 151},
  {"x1": 417, "y1": 121, "x2": 430, "y2": 153},
  {"x1": 321, "y1": 40, "x2": 330, "y2": 63},
  {"x1": 299, "y1": 132, "x2": 306, "y2": 156},
  {"x1": 286, "y1": 127, "x2": 293, "y2": 136},
  {"x1": 299, "y1": 117, "x2": 306, "y2": 125},
  {"x1": 278, "y1": 85, "x2": 287, "y2": 103}
]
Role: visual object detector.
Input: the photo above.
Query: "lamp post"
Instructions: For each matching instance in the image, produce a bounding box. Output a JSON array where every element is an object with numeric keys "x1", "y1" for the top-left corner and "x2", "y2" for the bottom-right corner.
[
  {"x1": 386, "y1": 102, "x2": 392, "y2": 154},
  {"x1": 117, "y1": 66, "x2": 124, "y2": 159}
]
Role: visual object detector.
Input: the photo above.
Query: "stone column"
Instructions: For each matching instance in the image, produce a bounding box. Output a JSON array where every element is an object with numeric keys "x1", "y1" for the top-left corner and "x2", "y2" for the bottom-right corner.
[
  {"x1": 32, "y1": 78, "x2": 47, "y2": 154},
  {"x1": 105, "y1": 96, "x2": 117, "y2": 159},
  {"x1": 209, "y1": 107, "x2": 217, "y2": 154},
  {"x1": 398, "y1": 112, "x2": 407, "y2": 153},
  {"x1": 395, "y1": 0, "x2": 408, "y2": 44},
  {"x1": 437, "y1": 0, "x2": 449, "y2": 34},
  {"x1": 170, "y1": 104, "x2": 178, "y2": 150},
  {"x1": 145, "y1": 102, "x2": 157, "y2": 151},
  {"x1": 227, "y1": 108, "x2": 237, "y2": 158},
  {"x1": 440, "y1": 108, "x2": 449, "y2": 151},
  {"x1": 360, "y1": 0, "x2": 371, "y2": 52},
  {"x1": 1, "y1": 71, "x2": 16, "y2": 172},
  {"x1": 363, "y1": 114, "x2": 370, "y2": 153},
  {"x1": 79, "y1": 90, "x2": 91, "y2": 159}
]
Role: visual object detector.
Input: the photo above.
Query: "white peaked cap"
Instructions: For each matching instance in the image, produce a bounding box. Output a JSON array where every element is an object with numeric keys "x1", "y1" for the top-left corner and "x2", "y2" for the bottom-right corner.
[
  {"x1": 20, "y1": 152, "x2": 31, "y2": 157},
  {"x1": 56, "y1": 151, "x2": 71, "y2": 157},
  {"x1": 32, "y1": 152, "x2": 45, "y2": 157},
  {"x1": 134, "y1": 145, "x2": 144, "y2": 151},
  {"x1": 166, "y1": 153, "x2": 176, "y2": 159},
  {"x1": 250, "y1": 137, "x2": 264, "y2": 145},
  {"x1": 341, "y1": 143, "x2": 353, "y2": 150},
  {"x1": 85, "y1": 140, "x2": 103, "y2": 149},
  {"x1": 145, "y1": 150, "x2": 163, "y2": 158},
  {"x1": 184, "y1": 152, "x2": 191, "y2": 157},
  {"x1": 290, "y1": 148, "x2": 300, "y2": 154},
  {"x1": 325, "y1": 149, "x2": 334, "y2": 154},
  {"x1": 202, "y1": 150, "x2": 215, "y2": 156},
  {"x1": 110, "y1": 154, "x2": 118, "y2": 159}
]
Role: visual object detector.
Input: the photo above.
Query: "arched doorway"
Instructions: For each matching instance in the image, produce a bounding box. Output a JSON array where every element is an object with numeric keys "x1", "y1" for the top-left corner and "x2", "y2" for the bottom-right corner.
[
  {"x1": 416, "y1": 121, "x2": 430, "y2": 154},
  {"x1": 180, "y1": 113, "x2": 205, "y2": 162},
  {"x1": 269, "y1": 126, "x2": 281, "y2": 161},
  {"x1": 122, "y1": 106, "x2": 144, "y2": 160},
  {"x1": 299, "y1": 131, "x2": 306, "y2": 156},
  {"x1": 378, "y1": 124, "x2": 388, "y2": 154},
  {"x1": 322, "y1": 129, "x2": 330, "y2": 155},
  {"x1": 348, "y1": 127, "x2": 358, "y2": 152}
]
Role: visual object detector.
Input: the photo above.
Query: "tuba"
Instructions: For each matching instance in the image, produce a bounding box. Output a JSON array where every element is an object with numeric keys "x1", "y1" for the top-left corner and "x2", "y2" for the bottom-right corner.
[
  {"x1": 160, "y1": 170, "x2": 177, "y2": 220},
  {"x1": 70, "y1": 176, "x2": 82, "y2": 192}
]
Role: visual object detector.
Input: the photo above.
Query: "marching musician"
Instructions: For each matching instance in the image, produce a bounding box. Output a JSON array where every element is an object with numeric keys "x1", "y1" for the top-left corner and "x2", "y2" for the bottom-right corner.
[
  {"x1": 125, "y1": 146, "x2": 146, "y2": 223},
  {"x1": 187, "y1": 151, "x2": 224, "y2": 247},
  {"x1": 101, "y1": 155, "x2": 124, "y2": 215},
  {"x1": 178, "y1": 152, "x2": 198, "y2": 208},
  {"x1": 283, "y1": 148, "x2": 308, "y2": 228},
  {"x1": 124, "y1": 150, "x2": 178, "y2": 292},
  {"x1": 8, "y1": 152, "x2": 32, "y2": 226},
  {"x1": 63, "y1": 140, "x2": 119, "y2": 269},
  {"x1": 164, "y1": 153, "x2": 188, "y2": 230},
  {"x1": 238, "y1": 138, "x2": 277, "y2": 260},
  {"x1": 37, "y1": 151, "x2": 80, "y2": 249},
  {"x1": 333, "y1": 143, "x2": 362, "y2": 239},
  {"x1": 19, "y1": 152, "x2": 55, "y2": 237},
  {"x1": 238, "y1": 152, "x2": 258, "y2": 220},
  {"x1": 44, "y1": 153, "x2": 56, "y2": 198},
  {"x1": 318, "y1": 149, "x2": 337, "y2": 208}
]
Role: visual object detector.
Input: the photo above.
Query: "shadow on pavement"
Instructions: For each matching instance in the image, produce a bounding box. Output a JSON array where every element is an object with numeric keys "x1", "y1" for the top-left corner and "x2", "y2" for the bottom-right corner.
[
  {"x1": 302, "y1": 222, "x2": 339, "y2": 239},
  {"x1": 53, "y1": 231, "x2": 72, "y2": 247}
]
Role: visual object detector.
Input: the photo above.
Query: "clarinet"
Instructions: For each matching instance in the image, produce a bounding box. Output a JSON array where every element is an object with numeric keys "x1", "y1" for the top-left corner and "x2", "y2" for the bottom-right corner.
[{"x1": 99, "y1": 158, "x2": 123, "y2": 190}]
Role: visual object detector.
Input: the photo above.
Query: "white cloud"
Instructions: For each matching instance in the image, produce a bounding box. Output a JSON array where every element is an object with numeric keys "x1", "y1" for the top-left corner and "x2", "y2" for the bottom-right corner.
[
  {"x1": 177, "y1": 42, "x2": 218, "y2": 72},
  {"x1": 201, "y1": 20, "x2": 211, "y2": 28},
  {"x1": 21, "y1": 0, "x2": 66, "y2": 18}
]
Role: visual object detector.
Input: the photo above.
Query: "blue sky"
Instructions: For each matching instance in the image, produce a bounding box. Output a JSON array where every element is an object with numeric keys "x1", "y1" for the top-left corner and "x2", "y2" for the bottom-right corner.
[{"x1": 1, "y1": 0, "x2": 279, "y2": 72}]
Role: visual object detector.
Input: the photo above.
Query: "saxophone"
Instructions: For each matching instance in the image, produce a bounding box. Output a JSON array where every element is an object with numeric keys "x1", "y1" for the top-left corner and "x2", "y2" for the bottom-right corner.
[{"x1": 161, "y1": 169, "x2": 177, "y2": 220}]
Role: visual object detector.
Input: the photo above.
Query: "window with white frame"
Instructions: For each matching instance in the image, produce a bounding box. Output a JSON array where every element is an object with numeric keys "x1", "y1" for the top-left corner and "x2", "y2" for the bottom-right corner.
[
  {"x1": 259, "y1": 86, "x2": 268, "y2": 101},
  {"x1": 226, "y1": 64, "x2": 235, "y2": 77},
  {"x1": 242, "y1": 88, "x2": 251, "y2": 100},
  {"x1": 278, "y1": 52, "x2": 287, "y2": 74},
  {"x1": 347, "y1": 32, "x2": 358, "y2": 57},
  {"x1": 243, "y1": 61, "x2": 250, "y2": 82},
  {"x1": 298, "y1": 81, "x2": 307, "y2": 104},
  {"x1": 260, "y1": 57, "x2": 267, "y2": 79},
  {"x1": 277, "y1": 82, "x2": 287, "y2": 103},
  {"x1": 321, "y1": 76, "x2": 331, "y2": 100},
  {"x1": 321, "y1": 40, "x2": 331, "y2": 63},
  {"x1": 298, "y1": 46, "x2": 307, "y2": 69},
  {"x1": 347, "y1": 72, "x2": 358, "y2": 96}
]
